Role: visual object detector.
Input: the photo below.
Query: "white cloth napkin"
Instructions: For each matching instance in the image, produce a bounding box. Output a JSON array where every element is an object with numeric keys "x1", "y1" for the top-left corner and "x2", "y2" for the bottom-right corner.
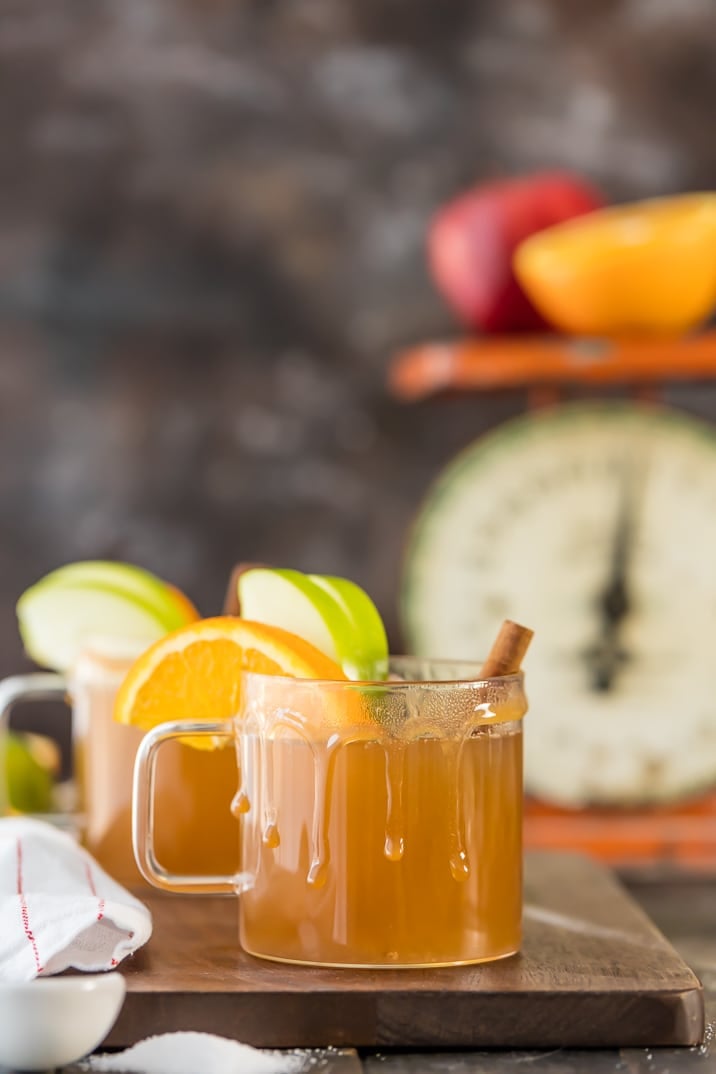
[{"x1": 0, "y1": 817, "x2": 152, "y2": 982}]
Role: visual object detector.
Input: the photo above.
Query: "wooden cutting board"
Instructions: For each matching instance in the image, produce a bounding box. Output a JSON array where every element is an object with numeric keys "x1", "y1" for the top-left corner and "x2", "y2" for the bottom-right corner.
[{"x1": 108, "y1": 852, "x2": 704, "y2": 1049}]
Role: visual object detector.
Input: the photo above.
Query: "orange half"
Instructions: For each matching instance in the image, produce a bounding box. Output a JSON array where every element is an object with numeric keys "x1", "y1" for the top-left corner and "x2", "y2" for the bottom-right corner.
[
  {"x1": 514, "y1": 192, "x2": 716, "y2": 335},
  {"x1": 113, "y1": 616, "x2": 347, "y2": 746}
]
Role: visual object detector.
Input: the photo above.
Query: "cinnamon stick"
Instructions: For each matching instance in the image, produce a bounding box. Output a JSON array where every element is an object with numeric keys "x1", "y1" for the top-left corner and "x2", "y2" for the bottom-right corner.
[
  {"x1": 222, "y1": 562, "x2": 266, "y2": 616},
  {"x1": 479, "y1": 619, "x2": 533, "y2": 678}
]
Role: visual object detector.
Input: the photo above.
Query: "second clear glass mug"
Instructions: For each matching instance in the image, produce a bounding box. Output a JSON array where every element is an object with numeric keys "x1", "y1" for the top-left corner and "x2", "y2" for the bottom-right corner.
[
  {"x1": 134, "y1": 658, "x2": 527, "y2": 968},
  {"x1": 0, "y1": 643, "x2": 239, "y2": 885}
]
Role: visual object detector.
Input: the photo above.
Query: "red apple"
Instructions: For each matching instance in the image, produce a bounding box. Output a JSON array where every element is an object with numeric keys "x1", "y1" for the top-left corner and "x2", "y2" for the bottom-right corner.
[{"x1": 428, "y1": 171, "x2": 605, "y2": 333}]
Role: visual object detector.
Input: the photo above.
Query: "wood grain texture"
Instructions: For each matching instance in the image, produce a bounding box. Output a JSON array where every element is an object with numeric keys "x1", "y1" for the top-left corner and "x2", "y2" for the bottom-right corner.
[{"x1": 106, "y1": 853, "x2": 704, "y2": 1050}]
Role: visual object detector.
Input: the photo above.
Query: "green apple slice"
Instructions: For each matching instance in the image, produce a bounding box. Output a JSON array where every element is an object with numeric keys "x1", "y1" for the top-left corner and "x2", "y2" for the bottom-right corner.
[
  {"x1": 17, "y1": 577, "x2": 174, "y2": 672},
  {"x1": 6, "y1": 732, "x2": 56, "y2": 814},
  {"x1": 238, "y1": 568, "x2": 388, "y2": 681},
  {"x1": 238, "y1": 568, "x2": 353, "y2": 674},
  {"x1": 309, "y1": 575, "x2": 388, "y2": 681},
  {"x1": 40, "y1": 561, "x2": 190, "y2": 632}
]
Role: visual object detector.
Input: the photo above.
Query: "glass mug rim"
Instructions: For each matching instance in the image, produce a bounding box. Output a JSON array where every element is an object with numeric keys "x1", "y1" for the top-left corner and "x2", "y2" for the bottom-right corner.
[{"x1": 239, "y1": 656, "x2": 525, "y2": 690}]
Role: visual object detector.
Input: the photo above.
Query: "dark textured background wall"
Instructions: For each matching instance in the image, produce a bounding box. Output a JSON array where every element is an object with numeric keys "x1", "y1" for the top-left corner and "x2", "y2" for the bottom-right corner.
[{"x1": 2, "y1": 0, "x2": 716, "y2": 678}]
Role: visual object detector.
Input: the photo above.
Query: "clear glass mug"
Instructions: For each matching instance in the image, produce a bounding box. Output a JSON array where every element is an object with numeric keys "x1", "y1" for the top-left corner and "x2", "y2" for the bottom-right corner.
[
  {"x1": 0, "y1": 643, "x2": 239, "y2": 885},
  {"x1": 133, "y1": 658, "x2": 527, "y2": 967}
]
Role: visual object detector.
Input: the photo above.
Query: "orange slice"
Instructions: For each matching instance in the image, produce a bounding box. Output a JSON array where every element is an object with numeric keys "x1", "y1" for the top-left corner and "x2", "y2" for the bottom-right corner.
[{"x1": 113, "y1": 616, "x2": 348, "y2": 747}]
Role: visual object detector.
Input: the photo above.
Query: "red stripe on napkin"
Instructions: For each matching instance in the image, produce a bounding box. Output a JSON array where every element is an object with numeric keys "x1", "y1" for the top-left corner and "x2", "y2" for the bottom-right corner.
[
  {"x1": 16, "y1": 838, "x2": 43, "y2": 974},
  {"x1": 84, "y1": 861, "x2": 105, "y2": 921},
  {"x1": 84, "y1": 861, "x2": 97, "y2": 896}
]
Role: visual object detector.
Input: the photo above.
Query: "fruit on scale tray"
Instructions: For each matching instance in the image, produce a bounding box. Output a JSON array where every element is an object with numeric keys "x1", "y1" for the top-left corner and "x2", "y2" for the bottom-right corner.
[
  {"x1": 514, "y1": 192, "x2": 716, "y2": 336},
  {"x1": 428, "y1": 170, "x2": 605, "y2": 333}
]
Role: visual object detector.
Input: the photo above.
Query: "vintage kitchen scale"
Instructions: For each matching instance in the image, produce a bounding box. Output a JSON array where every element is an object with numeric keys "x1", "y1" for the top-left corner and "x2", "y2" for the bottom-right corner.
[{"x1": 390, "y1": 332, "x2": 716, "y2": 871}]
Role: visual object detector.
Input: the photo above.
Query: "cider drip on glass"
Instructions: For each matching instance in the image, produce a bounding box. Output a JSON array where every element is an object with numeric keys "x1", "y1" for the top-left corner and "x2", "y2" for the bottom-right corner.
[
  {"x1": 383, "y1": 740, "x2": 406, "y2": 862},
  {"x1": 445, "y1": 736, "x2": 470, "y2": 882}
]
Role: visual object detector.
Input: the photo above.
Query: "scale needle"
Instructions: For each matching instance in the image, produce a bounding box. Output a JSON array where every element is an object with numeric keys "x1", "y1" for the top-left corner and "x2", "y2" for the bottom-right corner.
[{"x1": 584, "y1": 453, "x2": 647, "y2": 692}]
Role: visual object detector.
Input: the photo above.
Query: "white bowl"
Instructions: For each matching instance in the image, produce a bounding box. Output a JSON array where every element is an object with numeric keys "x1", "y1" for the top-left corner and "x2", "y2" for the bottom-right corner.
[{"x1": 0, "y1": 972, "x2": 126, "y2": 1071}]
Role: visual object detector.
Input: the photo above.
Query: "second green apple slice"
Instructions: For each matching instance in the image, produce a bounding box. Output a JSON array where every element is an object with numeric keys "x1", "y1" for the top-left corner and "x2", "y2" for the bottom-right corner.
[
  {"x1": 237, "y1": 568, "x2": 387, "y2": 681},
  {"x1": 308, "y1": 574, "x2": 388, "y2": 681}
]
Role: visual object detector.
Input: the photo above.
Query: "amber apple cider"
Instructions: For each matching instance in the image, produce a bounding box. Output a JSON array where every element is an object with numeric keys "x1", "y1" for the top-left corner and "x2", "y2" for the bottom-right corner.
[
  {"x1": 72, "y1": 646, "x2": 238, "y2": 884},
  {"x1": 235, "y1": 661, "x2": 526, "y2": 967}
]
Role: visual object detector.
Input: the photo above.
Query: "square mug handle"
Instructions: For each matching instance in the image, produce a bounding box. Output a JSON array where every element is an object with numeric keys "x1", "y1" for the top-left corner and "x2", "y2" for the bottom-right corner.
[
  {"x1": 132, "y1": 719, "x2": 247, "y2": 894},
  {"x1": 0, "y1": 674, "x2": 68, "y2": 817}
]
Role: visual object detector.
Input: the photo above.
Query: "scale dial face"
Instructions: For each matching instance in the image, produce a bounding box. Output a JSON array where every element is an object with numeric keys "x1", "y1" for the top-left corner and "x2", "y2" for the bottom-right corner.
[{"x1": 402, "y1": 402, "x2": 716, "y2": 807}]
